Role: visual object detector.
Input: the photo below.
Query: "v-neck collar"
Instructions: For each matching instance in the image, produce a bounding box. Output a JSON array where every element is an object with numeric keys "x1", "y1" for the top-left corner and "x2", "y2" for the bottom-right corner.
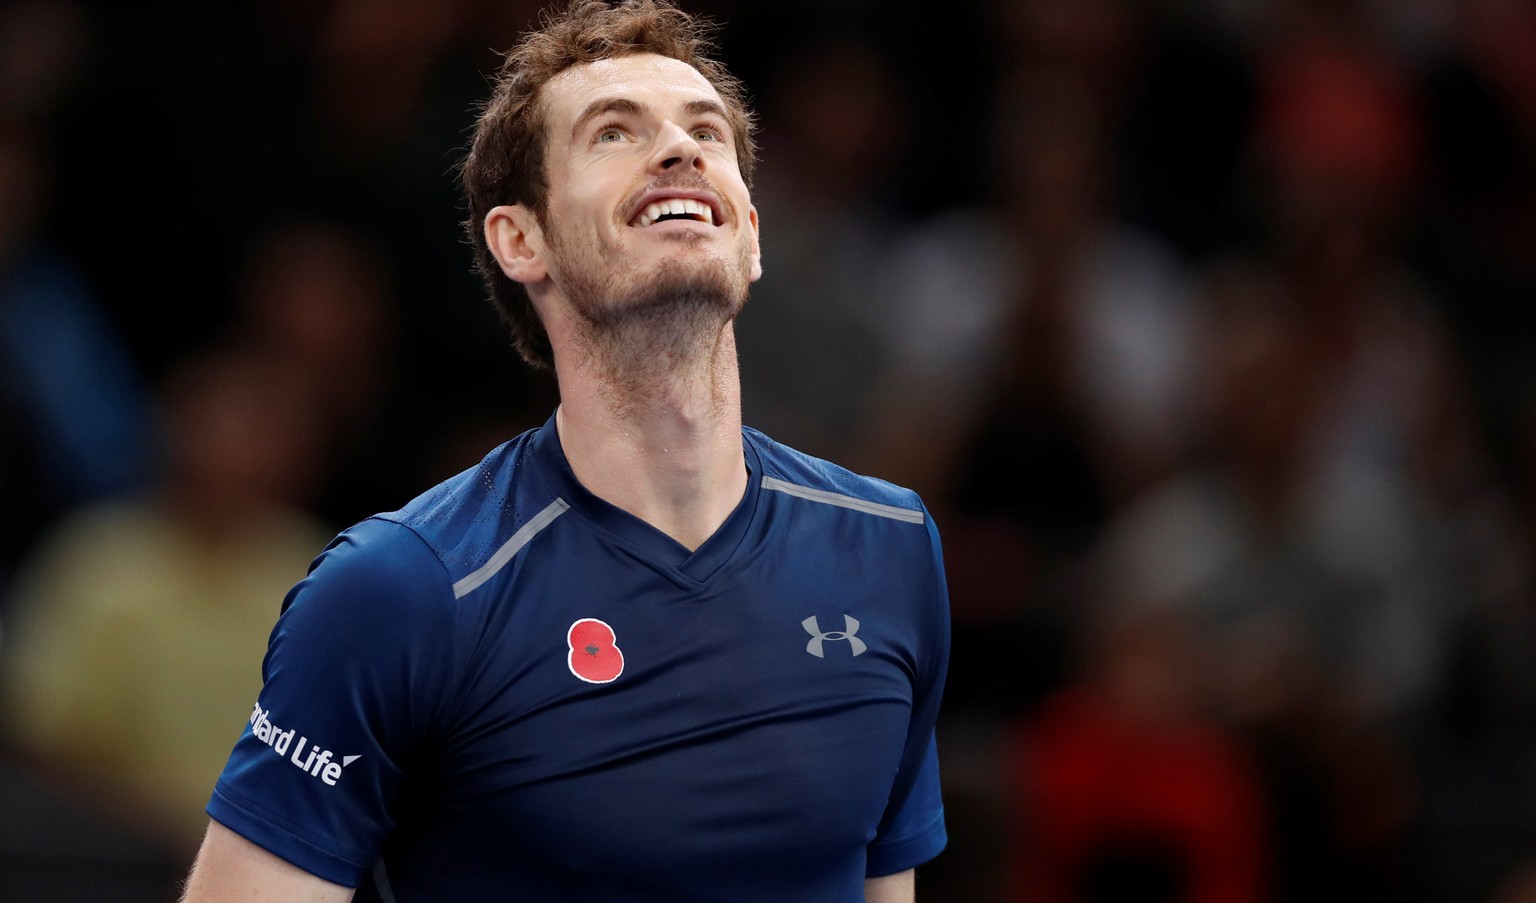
[{"x1": 527, "y1": 411, "x2": 762, "y2": 584}]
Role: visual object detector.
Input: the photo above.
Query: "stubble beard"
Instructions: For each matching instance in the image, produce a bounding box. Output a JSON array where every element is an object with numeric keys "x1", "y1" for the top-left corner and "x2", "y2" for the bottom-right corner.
[{"x1": 550, "y1": 225, "x2": 752, "y2": 401}]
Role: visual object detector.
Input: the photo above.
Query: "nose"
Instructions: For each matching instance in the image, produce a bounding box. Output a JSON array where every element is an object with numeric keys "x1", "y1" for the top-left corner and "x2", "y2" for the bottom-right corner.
[{"x1": 650, "y1": 120, "x2": 705, "y2": 175}]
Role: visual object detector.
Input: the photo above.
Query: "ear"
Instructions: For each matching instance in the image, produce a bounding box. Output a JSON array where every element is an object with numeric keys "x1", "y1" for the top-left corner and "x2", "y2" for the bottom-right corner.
[
  {"x1": 485, "y1": 204, "x2": 547, "y2": 285},
  {"x1": 746, "y1": 205, "x2": 763, "y2": 282}
]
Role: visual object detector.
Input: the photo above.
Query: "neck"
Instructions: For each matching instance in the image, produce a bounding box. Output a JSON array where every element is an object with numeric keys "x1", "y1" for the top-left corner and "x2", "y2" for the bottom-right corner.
[{"x1": 553, "y1": 321, "x2": 747, "y2": 551}]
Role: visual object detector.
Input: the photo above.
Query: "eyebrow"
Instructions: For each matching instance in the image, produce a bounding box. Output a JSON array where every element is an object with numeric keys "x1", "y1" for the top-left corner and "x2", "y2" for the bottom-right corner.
[
  {"x1": 570, "y1": 98, "x2": 643, "y2": 142},
  {"x1": 681, "y1": 99, "x2": 731, "y2": 123},
  {"x1": 569, "y1": 97, "x2": 732, "y2": 143}
]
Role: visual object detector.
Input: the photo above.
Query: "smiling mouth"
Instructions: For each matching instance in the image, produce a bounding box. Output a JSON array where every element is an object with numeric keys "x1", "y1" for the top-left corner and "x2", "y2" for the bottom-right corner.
[{"x1": 630, "y1": 197, "x2": 716, "y2": 228}]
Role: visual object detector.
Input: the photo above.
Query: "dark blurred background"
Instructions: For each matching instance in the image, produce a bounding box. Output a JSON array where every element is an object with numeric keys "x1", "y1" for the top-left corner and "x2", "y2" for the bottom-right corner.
[{"x1": 2, "y1": 0, "x2": 1535, "y2": 900}]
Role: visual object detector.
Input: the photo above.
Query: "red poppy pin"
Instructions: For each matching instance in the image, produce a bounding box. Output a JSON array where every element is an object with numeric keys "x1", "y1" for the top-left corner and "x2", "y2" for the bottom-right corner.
[{"x1": 567, "y1": 618, "x2": 624, "y2": 684}]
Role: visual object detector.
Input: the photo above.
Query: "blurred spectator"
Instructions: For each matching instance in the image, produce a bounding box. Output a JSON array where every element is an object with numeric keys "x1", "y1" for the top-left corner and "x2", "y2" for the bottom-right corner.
[
  {"x1": 735, "y1": 36, "x2": 916, "y2": 463},
  {"x1": 231, "y1": 220, "x2": 404, "y2": 523},
  {"x1": 0, "y1": 118, "x2": 152, "y2": 603},
  {"x1": 1082, "y1": 9, "x2": 1482, "y2": 891},
  {"x1": 1093, "y1": 259, "x2": 1468, "y2": 896},
  {"x1": 867, "y1": 63, "x2": 1199, "y2": 507},
  {"x1": 0, "y1": 347, "x2": 331, "y2": 855},
  {"x1": 862, "y1": 67, "x2": 1200, "y2": 726},
  {"x1": 1008, "y1": 606, "x2": 1268, "y2": 903},
  {"x1": 1208, "y1": 0, "x2": 1475, "y2": 726}
]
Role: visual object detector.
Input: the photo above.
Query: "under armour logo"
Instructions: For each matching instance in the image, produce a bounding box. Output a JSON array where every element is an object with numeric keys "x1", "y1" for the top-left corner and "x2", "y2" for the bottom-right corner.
[{"x1": 802, "y1": 614, "x2": 867, "y2": 658}]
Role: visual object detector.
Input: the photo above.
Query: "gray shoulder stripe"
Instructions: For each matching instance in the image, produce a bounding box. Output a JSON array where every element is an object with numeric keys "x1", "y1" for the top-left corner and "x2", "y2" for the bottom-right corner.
[
  {"x1": 453, "y1": 498, "x2": 570, "y2": 599},
  {"x1": 761, "y1": 476, "x2": 925, "y2": 524}
]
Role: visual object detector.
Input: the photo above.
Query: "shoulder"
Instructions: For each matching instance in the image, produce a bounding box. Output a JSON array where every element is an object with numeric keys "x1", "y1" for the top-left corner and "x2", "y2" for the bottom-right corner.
[
  {"x1": 284, "y1": 429, "x2": 562, "y2": 621},
  {"x1": 357, "y1": 429, "x2": 567, "y2": 594},
  {"x1": 745, "y1": 427, "x2": 927, "y2": 526}
]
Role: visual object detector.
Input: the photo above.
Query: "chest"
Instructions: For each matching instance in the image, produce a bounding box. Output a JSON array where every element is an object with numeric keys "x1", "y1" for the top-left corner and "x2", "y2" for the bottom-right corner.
[{"x1": 409, "y1": 538, "x2": 920, "y2": 892}]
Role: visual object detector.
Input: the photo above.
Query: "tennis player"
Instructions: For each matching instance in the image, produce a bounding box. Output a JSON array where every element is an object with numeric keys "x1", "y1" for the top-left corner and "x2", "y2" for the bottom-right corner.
[{"x1": 181, "y1": 2, "x2": 949, "y2": 900}]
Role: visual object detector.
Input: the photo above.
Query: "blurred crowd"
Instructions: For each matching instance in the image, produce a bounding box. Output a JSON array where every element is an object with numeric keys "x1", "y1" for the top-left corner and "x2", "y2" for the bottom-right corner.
[{"x1": 1, "y1": 0, "x2": 1535, "y2": 900}]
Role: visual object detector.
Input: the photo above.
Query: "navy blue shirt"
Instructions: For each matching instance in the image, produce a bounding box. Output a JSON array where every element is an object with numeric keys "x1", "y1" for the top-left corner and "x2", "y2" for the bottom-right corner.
[{"x1": 208, "y1": 416, "x2": 949, "y2": 901}]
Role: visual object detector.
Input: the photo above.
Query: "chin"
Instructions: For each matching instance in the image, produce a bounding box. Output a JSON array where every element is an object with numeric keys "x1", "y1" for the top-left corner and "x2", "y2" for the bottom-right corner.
[
  {"x1": 637, "y1": 257, "x2": 748, "y2": 320},
  {"x1": 555, "y1": 226, "x2": 753, "y2": 335}
]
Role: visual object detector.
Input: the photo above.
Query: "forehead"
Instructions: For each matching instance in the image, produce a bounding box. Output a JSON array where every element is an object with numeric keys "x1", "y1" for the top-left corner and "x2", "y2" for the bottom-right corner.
[{"x1": 542, "y1": 53, "x2": 723, "y2": 131}]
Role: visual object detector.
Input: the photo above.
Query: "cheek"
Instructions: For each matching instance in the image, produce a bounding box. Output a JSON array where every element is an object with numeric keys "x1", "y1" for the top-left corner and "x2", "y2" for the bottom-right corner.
[
  {"x1": 547, "y1": 169, "x2": 601, "y2": 224},
  {"x1": 568, "y1": 164, "x2": 631, "y2": 219}
]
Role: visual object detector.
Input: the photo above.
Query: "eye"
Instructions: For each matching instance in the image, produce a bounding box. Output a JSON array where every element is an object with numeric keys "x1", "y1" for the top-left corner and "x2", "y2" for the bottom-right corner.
[
  {"x1": 594, "y1": 123, "x2": 627, "y2": 143},
  {"x1": 692, "y1": 125, "x2": 725, "y2": 143}
]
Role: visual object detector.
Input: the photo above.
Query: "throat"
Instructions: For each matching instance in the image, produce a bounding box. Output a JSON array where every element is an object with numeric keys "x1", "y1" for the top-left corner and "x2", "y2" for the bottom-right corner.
[
  {"x1": 554, "y1": 403, "x2": 748, "y2": 553},
  {"x1": 578, "y1": 305, "x2": 741, "y2": 425}
]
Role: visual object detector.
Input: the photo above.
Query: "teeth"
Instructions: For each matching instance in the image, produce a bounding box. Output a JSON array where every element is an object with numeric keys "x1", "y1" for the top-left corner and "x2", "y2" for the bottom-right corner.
[{"x1": 631, "y1": 197, "x2": 716, "y2": 227}]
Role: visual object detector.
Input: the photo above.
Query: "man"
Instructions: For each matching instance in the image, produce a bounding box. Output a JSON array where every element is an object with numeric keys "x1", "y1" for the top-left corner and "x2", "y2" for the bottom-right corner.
[{"x1": 181, "y1": 2, "x2": 949, "y2": 900}]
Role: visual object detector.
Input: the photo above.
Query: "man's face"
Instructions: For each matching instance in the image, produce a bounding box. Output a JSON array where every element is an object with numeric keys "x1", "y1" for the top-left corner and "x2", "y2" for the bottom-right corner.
[{"x1": 535, "y1": 53, "x2": 761, "y2": 330}]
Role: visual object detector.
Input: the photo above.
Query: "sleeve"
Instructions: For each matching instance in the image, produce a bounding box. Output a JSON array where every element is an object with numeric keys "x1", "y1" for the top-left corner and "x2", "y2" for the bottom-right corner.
[
  {"x1": 866, "y1": 507, "x2": 951, "y2": 877},
  {"x1": 206, "y1": 518, "x2": 459, "y2": 887}
]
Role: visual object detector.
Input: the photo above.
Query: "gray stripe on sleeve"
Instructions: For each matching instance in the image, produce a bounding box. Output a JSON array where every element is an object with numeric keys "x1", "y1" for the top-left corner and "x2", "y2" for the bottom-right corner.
[
  {"x1": 452, "y1": 498, "x2": 570, "y2": 599},
  {"x1": 761, "y1": 476, "x2": 925, "y2": 524}
]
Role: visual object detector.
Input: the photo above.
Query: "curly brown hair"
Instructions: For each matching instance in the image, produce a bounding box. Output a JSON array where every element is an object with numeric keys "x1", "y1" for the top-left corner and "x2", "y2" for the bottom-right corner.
[{"x1": 461, "y1": 0, "x2": 758, "y2": 371}]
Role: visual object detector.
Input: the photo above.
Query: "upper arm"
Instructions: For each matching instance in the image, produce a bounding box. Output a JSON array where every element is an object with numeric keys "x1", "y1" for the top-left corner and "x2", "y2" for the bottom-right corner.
[
  {"x1": 206, "y1": 520, "x2": 459, "y2": 884},
  {"x1": 865, "y1": 868, "x2": 915, "y2": 903},
  {"x1": 181, "y1": 820, "x2": 355, "y2": 903},
  {"x1": 866, "y1": 513, "x2": 951, "y2": 875}
]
